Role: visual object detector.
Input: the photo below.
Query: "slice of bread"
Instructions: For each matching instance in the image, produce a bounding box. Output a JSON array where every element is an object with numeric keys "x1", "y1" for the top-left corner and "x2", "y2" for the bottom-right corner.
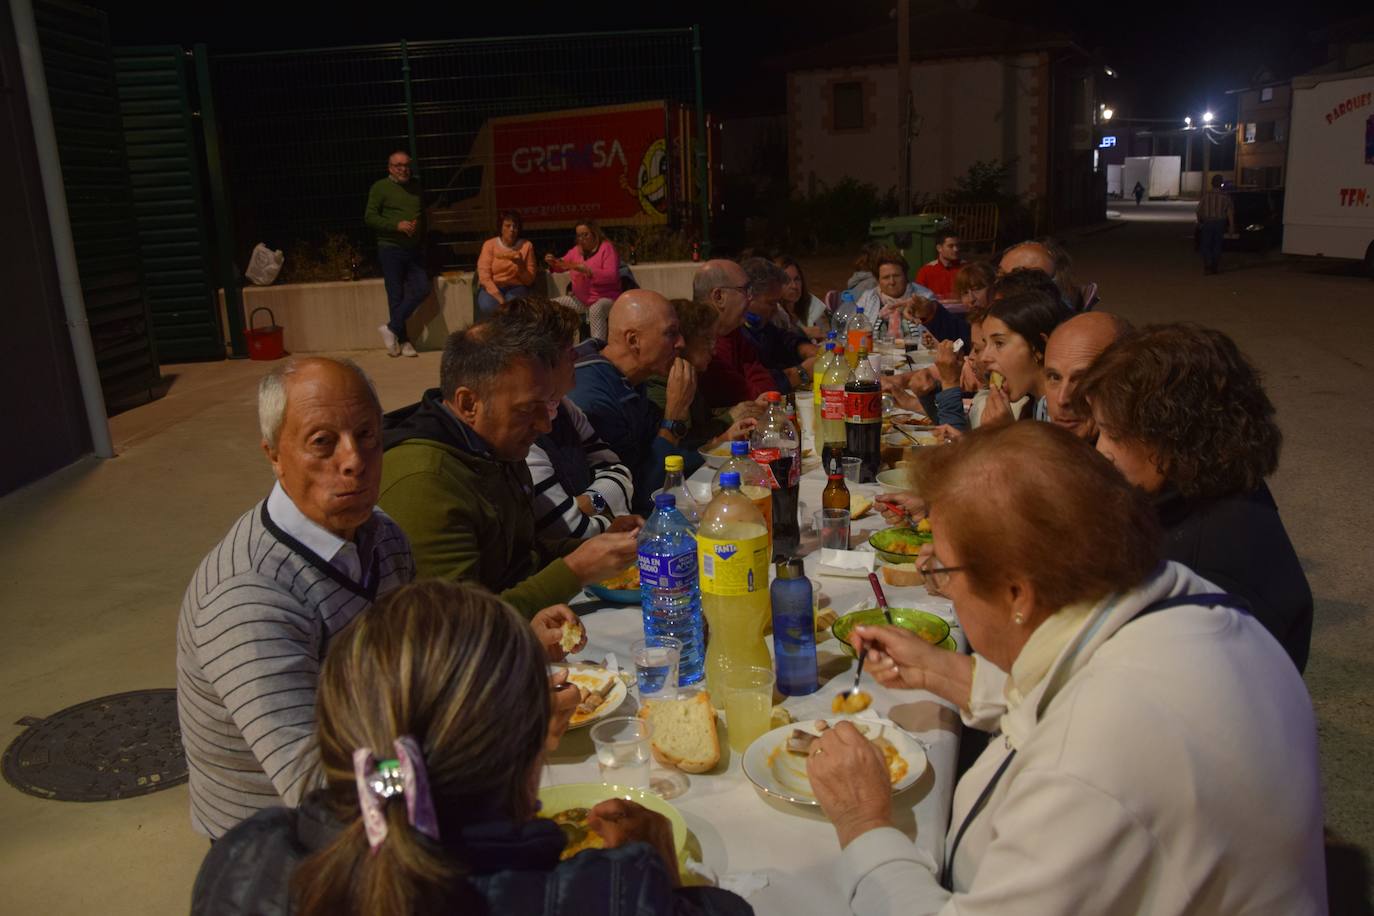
[
  {"x1": 882, "y1": 564, "x2": 925, "y2": 587},
  {"x1": 637, "y1": 691, "x2": 720, "y2": 774}
]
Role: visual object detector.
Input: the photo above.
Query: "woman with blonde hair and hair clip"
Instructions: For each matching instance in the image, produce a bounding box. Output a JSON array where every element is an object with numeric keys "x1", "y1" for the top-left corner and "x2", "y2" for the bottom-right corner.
[{"x1": 191, "y1": 580, "x2": 751, "y2": 916}]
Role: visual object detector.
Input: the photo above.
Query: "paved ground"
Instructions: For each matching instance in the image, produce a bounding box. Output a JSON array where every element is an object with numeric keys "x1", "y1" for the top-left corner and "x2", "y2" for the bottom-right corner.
[{"x1": 0, "y1": 200, "x2": 1369, "y2": 910}]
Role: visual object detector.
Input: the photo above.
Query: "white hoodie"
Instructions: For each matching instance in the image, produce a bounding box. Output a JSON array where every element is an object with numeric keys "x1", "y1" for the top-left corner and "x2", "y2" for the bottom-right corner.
[{"x1": 836, "y1": 561, "x2": 1326, "y2": 915}]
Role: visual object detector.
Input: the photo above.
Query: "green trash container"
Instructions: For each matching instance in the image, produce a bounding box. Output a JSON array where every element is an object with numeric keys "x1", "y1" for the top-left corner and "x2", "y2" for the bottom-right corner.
[{"x1": 868, "y1": 214, "x2": 952, "y2": 271}]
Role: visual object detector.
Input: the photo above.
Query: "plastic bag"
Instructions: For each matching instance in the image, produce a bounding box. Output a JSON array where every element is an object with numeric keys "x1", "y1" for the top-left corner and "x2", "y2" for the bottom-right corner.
[{"x1": 245, "y1": 243, "x2": 285, "y2": 286}]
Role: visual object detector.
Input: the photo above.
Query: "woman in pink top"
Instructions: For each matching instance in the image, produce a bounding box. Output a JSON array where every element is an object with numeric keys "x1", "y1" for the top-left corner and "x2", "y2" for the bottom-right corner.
[
  {"x1": 544, "y1": 221, "x2": 621, "y2": 340},
  {"x1": 476, "y1": 210, "x2": 537, "y2": 319}
]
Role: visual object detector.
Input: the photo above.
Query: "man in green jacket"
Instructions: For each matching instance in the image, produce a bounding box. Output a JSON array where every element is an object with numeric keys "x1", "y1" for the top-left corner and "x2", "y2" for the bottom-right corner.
[
  {"x1": 378, "y1": 314, "x2": 640, "y2": 617},
  {"x1": 365, "y1": 151, "x2": 429, "y2": 358}
]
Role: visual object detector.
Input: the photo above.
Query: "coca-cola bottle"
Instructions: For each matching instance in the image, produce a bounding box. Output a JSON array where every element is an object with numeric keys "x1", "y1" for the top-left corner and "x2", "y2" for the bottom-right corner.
[
  {"x1": 844, "y1": 347, "x2": 881, "y2": 483},
  {"x1": 749, "y1": 391, "x2": 801, "y2": 557}
]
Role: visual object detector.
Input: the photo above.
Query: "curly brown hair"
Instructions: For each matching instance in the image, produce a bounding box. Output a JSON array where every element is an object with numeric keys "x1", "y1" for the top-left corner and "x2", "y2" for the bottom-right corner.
[
  {"x1": 672, "y1": 296, "x2": 719, "y2": 348},
  {"x1": 1073, "y1": 323, "x2": 1281, "y2": 500}
]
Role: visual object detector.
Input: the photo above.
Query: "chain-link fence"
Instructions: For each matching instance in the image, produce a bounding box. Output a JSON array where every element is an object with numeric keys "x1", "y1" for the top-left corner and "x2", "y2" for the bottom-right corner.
[{"x1": 209, "y1": 29, "x2": 701, "y2": 275}]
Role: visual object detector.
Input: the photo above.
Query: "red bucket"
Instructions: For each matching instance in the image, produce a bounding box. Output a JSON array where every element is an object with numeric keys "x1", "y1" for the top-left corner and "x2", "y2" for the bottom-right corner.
[{"x1": 246, "y1": 307, "x2": 286, "y2": 361}]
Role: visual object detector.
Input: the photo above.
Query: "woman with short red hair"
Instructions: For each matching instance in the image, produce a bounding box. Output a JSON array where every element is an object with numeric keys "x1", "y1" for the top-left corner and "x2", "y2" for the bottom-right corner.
[{"x1": 806, "y1": 422, "x2": 1325, "y2": 914}]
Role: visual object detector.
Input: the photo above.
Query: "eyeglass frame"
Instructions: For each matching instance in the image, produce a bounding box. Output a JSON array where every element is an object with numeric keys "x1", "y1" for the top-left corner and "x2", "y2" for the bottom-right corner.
[
  {"x1": 918, "y1": 557, "x2": 969, "y2": 590},
  {"x1": 717, "y1": 283, "x2": 753, "y2": 301}
]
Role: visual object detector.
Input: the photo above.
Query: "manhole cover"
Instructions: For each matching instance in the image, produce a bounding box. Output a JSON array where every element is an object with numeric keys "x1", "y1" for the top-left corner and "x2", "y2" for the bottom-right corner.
[{"x1": 2, "y1": 688, "x2": 186, "y2": 801}]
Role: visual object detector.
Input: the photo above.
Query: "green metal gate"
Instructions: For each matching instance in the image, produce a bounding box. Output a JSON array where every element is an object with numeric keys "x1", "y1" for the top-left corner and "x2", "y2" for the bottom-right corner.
[
  {"x1": 35, "y1": 0, "x2": 160, "y2": 403},
  {"x1": 114, "y1": 46, "x2": 224, "y2": 360}
]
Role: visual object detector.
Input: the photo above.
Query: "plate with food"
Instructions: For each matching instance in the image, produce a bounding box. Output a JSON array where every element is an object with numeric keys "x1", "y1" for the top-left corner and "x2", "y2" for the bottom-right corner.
[
  {"x1": 585, "y1": 565, "x2": 640, "y2": 604},
  {"x1": 868, "y1": 522, "x2": 933, "y2": 564},
  {"x1": 742, "y1": 718, "x2": 927, "y2": 806},
  {"x1": 558, "y1": 662, "x2": 630, "y2": 728},
  {"x1": 538, "y1": 782, "x2": 689, "y2": 862}
]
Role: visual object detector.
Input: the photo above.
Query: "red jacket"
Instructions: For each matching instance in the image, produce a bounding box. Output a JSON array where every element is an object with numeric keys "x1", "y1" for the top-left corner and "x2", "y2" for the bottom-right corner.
[
  {"x1": 915, "y1": 259, "x2": 962, "y2": 299},
  {"x1": 702, "y1": 328, "x2": 775, "y2": 408}
]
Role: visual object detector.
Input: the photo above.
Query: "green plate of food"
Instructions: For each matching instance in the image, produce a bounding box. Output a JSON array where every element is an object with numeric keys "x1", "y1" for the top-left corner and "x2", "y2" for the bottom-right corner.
[
  {"x1": 831, "y1": 607, "x2": 953, "y2": 658},
  {"x1": 539, "y1": 782, "x2": 689, "y2": 863},
  {"x1": 868, "y1": 523, "x2": 933, "y2": 564}
]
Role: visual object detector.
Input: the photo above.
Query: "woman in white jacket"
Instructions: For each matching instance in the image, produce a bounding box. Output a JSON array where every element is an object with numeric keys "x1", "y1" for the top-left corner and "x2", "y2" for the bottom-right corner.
[{"x1": 808, "y1": 422, "x2": 1326, "y2": 915}]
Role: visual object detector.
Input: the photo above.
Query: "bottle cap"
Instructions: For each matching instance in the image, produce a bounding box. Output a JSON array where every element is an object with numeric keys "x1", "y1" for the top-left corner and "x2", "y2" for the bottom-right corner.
[
  {"x1": 654, "y1": 493, "x2": 676, "y2": 509},
  {"x1": 827, "y1": 330, "x2": 837, "y2": 339},
  {"x1": 730, "y1": 440, "x2": 749, "y2": 456},
  {"x1": 855, "y1": 305, "x2": 865, "y2": 313},
  {"x1": 775, "y1": 557, "x2": 806, "y2": 579},
  {"x1": 825, "y1": 341, "x2": 835, "y2": 351},
  {"x1": 841, "y1": 291, "x2": 855, "y2": 302},
  {"x1": 765, "y1": 390, "x2": 782, "y2": 402},
  {"x1": 719, "y1": 471, "x2": 741, "y2": 489},
  {"x1": 665, "y1": 455, "x2": 684, "y2": 472}
]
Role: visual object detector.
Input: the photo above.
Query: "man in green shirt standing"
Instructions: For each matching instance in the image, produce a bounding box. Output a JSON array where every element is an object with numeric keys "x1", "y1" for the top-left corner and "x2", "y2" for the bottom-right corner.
[{"x1": 365, "y1": 151, "x2": 429, "y2": 357}]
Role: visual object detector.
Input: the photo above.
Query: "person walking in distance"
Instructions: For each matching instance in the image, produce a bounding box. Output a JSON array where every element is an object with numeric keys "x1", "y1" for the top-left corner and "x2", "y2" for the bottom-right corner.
[
  {"x1": 1132, "y1": 181, "x2": 1145, "y2": 207},
  {"x1": 1196, "y1": 175, "x2": 1236, "y2": 275},
  {"x1": 365, "y1": 151, "x2": 430, "y2": 357}
]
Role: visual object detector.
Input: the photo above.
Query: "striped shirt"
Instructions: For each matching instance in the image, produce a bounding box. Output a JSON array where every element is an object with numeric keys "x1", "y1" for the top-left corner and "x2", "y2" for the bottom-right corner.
[
  {"x1": 175, "y1": 497, "x2": 413, "y2": 838},
  {"x1": 1197, "y1": 190, "x2": 1234, "y2": 222},
  {"x1": 527, "y1": 397, "x2": 633, "y2": 539}
]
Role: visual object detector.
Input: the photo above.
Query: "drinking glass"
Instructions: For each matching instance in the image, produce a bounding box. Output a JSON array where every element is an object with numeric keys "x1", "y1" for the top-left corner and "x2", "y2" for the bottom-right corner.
[
  {"x1": 723, "y1": 666, "x2": 776, "y2": 753},
  {"x1": 814, "y1": 508, "x2": 851, "y2": 550},
  {"x1": 590, "y1": 717, "x2": 652, "y2": 789},
  {"x1": 841, "y1": 456, "x2": 864, "y2": 485},
  {"x1": 631, "y1": 636, "x2": 681, "y2": 699}
]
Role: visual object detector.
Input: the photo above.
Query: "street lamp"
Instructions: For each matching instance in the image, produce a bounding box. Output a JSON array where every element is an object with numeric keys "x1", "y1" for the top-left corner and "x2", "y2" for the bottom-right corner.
[
  {"x1": 1202, "y1": 111, "x2": 1214, "y2": 124},
  {"x1": 1184, "y1": 116, "x2": 1192, "y2": 127},
  {"x1": 1102, "y1": 107, "x2": 1114, "y2": 121}
]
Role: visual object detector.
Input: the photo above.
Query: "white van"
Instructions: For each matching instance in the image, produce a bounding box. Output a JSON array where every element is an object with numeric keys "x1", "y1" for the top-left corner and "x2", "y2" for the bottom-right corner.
[{"x1": 1283, "y1": 66, "x2": 1374, "y2": 275}]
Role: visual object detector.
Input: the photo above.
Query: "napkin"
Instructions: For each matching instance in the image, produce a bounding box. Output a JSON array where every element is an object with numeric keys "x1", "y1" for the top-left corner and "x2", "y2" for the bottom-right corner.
[
  {"x1": 719, "y1": 871, "x2": 770, "y2": 897},
  {"x1": 816, "y1": 548, "x2": 876, "y2": 578}
]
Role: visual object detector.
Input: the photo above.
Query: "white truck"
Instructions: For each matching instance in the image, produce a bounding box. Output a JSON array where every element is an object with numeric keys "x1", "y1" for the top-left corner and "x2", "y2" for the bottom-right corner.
[{"x1": 1283, "y1": 66, "x2": 1374, "y2": 275}]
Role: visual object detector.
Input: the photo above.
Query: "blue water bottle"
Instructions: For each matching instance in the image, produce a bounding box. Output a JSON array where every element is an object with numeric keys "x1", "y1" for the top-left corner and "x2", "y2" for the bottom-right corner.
[
  {"x1": 770, "y1": 557, "x2": 818, "y2": 695},
  {"x1": 638, "y1": 493, "x2": 705, "y2": 685}
]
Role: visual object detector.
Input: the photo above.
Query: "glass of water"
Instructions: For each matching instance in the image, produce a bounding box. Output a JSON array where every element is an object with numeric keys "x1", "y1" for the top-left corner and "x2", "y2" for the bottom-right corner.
[
  {"x1": 590, "y1": 717, "x2": 652, "y2": 789},
  {"x1": 631, "y1": 636, "x2": 681, "y2": 699}
]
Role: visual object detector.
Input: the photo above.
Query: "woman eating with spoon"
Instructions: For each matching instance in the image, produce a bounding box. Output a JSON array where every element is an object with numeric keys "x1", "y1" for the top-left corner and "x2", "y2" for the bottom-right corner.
[{"x1": 806, "y1": 422, "x2": 1325, "y2": 915}]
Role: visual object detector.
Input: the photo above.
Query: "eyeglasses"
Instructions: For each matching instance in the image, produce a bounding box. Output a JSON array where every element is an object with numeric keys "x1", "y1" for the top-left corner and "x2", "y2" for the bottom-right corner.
[
  {"x1": 918, "y1": 557, "x2": 969, "y2": 591},
  {"x1": 719, "y1": 283, "x2": 753, "y2": 300}
]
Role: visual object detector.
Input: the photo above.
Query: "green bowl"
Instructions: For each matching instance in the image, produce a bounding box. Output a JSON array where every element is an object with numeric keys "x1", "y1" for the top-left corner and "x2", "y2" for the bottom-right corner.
[
  {"x1": 538, "y1": 782, "x2": 689, "y2": 863},
  {"x1": 584, "y1": 584, "x2": 640, "y2": 605},
  {"x1": 867, "y1": 526, "x2": 932, "y2": 564},
  {"x1": 831, "y1": 607, "x2": 952, "y2": 658}
]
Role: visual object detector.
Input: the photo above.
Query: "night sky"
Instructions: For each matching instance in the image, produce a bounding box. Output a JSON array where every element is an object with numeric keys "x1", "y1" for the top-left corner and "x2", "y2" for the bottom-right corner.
[{"x1": 92, "y1": 0, "x2": 1371, "y2": 124}]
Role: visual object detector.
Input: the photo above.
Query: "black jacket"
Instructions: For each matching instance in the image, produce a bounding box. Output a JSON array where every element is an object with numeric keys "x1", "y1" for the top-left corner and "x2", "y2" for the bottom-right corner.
[
  {"x1": 191, "y1": 791, "x2": 752, "y2": 916},
  {"x1": 1157, "y1": 483, "x2": 1313, "y2": 672}
]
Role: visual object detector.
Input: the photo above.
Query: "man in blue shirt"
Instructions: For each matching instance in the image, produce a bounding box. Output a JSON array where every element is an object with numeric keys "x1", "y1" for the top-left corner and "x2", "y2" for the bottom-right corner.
[
  {"x1": 738, "y1": 257, "x2": 817, "y2": 393},
  {"x1": 570, "y1": 291, "x2": 703, "y2": 513}
]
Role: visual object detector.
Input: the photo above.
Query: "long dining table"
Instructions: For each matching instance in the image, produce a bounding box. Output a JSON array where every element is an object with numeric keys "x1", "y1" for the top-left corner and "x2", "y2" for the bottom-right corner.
[{"x1": 544, "y1": 451, "x2": 965, "y2": 914}]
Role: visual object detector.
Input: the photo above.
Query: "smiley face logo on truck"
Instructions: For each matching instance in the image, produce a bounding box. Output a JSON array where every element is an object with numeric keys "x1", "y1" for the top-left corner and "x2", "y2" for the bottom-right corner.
[{"x1": 633, "y1": 139, "x2": 669, "y2": 216}]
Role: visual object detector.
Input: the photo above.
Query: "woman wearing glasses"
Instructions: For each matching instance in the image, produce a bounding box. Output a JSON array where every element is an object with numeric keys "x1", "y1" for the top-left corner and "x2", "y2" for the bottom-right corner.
[{"x1": 806, "y1": 422, "x2": 1325, "y2": 914}]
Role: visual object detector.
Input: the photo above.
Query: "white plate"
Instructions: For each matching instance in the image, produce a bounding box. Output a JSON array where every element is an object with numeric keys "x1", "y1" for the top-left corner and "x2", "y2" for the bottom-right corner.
[
  {"x1": 741, "y1": 716, "x2": 927, "y2": 806},
  {"x1": 558, "y1": 662, "x2": 630, "y2": 729}
]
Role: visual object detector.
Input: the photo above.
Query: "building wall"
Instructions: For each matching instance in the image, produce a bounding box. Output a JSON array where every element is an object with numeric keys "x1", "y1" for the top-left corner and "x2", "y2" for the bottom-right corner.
[
  {"x1": 787, "y1": 54, "x2": 1045, "y2": 202},
  {"x1": 1235, "y1": 85, "x2": 1291, "y2": 187}
]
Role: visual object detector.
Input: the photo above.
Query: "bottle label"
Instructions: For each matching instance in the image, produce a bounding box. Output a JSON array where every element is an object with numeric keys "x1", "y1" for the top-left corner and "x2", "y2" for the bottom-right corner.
[
  {"x1": 847, "y1": 328, "x2": 873, "y2": 357},
  {"x1": 698, "y1": 533, "x2": 770, "y2": 596},
  {"x1": 821, "y1": 387, "x2": 846, "y2": 421},
  {"x1": 638, "y1": 548, "x2": 697, "y2": 591},
  {"x1": 750, "y1": 448, "x2": 781, "y2": 489},
  {"x1": 844, "y1": 389, "x2": 882, "y2": 424}
]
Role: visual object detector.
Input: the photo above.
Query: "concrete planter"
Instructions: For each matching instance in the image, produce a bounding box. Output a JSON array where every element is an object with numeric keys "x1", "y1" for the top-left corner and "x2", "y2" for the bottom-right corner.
[{"x1": 218, "y1": 261, "x2": 699, "y2": 356}]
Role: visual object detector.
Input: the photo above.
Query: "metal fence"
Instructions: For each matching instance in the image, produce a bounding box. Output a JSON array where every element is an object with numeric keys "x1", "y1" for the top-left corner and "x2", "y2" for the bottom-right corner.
[{"x1": 209, "y1": 29, "x2": 701, "y2": 272}]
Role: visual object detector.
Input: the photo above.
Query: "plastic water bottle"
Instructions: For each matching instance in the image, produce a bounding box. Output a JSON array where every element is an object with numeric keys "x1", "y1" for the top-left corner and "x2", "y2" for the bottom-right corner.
[
  {"x1": 638, "y1": 493, "x2": 705, "y2": 685},
  {"x1": 770, "y1": 558, "x2": 818, "y2": 695},
  {"x1": 835, "y1": 289, "x2": 856, "y2": 335},
  {"x1": 658, "y1": 455, "x2": 701, "y2": 529}
]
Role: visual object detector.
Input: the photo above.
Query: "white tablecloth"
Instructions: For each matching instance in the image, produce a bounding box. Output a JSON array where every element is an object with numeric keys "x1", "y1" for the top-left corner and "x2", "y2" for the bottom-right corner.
[{"x1": 546, "y1": 460, "x2": 963, "y2": 915}]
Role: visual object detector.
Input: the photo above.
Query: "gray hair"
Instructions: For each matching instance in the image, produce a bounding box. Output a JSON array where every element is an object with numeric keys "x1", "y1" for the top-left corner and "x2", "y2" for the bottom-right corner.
[
  {"x1": 740, "y1": 256, "x2": 788, "y2": 296},
  {"x1": 692, "y1": 261, "x2": 736, "y2": 303},
  {"x1": 257, "y1": 357, "x2": 381, "y2": 449}
]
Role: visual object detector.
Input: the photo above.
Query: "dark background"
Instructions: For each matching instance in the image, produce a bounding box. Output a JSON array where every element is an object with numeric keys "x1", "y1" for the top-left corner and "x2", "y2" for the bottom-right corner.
[{"x1": 89, "y1": 0, "x2": 1373, "y2": 121}]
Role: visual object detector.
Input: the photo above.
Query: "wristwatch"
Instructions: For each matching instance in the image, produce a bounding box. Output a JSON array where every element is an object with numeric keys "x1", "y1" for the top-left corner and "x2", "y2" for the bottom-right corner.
[
  {"x1": 660, "y1": 418, "x2": 688, "y2": 437},
  {"x1": 587, "y1": 491, "x2": 609, "y2": 515}
]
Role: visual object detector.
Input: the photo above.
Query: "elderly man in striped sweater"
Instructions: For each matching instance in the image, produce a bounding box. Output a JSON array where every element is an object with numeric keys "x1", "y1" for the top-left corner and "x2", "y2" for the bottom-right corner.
[{"x1": 175, "y1": 358, "x2": 417, "y2": 840}]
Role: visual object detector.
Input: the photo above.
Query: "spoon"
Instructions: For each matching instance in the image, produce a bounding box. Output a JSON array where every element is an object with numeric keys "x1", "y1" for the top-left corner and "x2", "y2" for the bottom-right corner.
[{"x1": 848, "y1": 574, "x2": 896, "y2": 699}]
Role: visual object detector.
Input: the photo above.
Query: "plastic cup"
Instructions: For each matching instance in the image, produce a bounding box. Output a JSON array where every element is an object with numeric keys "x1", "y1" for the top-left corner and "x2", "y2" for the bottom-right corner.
[
  {"x1": 795, "y1": 392, "x2": 816, "y2": 445},
  {"x1": 841, "y1": 456, "x2": 864, "y2": 485},
  {"x1": 814, "y1": 508, "x2": 851, "y2": 550},
  {"x1": 632, "y1": 636, "x2": 681, "y2": 698},
  {"x1": 590, "y1": 717, "x2": 652, "y2": 789},
  {"x1": 724, "y1": 666, "x2": 776, "y2": 753}
]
